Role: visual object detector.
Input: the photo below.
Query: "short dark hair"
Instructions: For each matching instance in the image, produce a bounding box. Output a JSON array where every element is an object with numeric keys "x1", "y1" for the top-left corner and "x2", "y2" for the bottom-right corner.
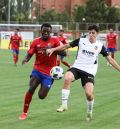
[
  {"x1": 16, "y1": 28, "x2": 19, "y2": 31},
  {"x1": 59, "y1": 29, "x2": 64, "y2": 32},
  {"x1": 88, "y1": 25, "x2": 99, "y2": 32},
  {"x1": 41, "y1": 23, "x2": 52, "y2": 30}
]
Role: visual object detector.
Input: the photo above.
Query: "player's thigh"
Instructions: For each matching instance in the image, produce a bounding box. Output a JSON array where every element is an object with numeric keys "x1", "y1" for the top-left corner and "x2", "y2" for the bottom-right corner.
[
  {"x1": 38, "y1": 76, "x2": 54, "y2": 98},
  {"x1": 60, "y1": 55, "x2": 65, "y2": 61},
  {"x1": 64, "y1": 71, "x2": 75, "y2": 87},
  {"x1": 29, "y1": 76, "x2": 40, "y2": 93},
  {"x1": 38, "y1": 86, "x2": 50, "y2": 99}
]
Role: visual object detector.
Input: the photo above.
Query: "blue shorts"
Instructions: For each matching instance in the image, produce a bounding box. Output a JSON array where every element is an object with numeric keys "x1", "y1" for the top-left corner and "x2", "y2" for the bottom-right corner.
[
  {"x1": 107, "y1": 48, "x2": 116, "y2": 53},
  {"x1": 31, "y1": 69, "x2": 54, "y2": 89},
  {"x1": 59, "y1": 55, "x2": 65, "y2": 60},
  {"x1": 12, "y1": 49, "x2": 19, "y2": 54}
]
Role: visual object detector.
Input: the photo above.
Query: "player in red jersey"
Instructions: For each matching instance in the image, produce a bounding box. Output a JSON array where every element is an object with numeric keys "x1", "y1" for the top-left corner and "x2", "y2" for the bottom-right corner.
[
  {"x1": 57, "y1": 29, "x2": 71, "y2": 68},
  {"x1": 19, "y1": 23, "x2": 61, "y2": 120},
  {"x1": 8, "y1": 28, "x2": 23, "y2": 66},
  {"x1": 106, "y1": 28, "x2": 118, "y2": 60}
]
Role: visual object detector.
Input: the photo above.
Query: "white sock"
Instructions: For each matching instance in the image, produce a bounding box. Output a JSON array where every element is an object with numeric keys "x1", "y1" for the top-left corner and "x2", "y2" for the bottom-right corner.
[
  {"x1": 61, "y1": 89, "x2": 70, "y2": 107},
  {"x1": 87, "y1": 99, "x2": 94, "y2": 113}
]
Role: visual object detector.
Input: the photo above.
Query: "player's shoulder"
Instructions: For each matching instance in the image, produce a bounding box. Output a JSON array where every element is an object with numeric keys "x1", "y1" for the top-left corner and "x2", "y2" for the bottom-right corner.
[
  {"x1": 31, "y1": 37, "x2": 41, "y2": 44},
  {"x1": 114, "y1": 32, "x2": 118, "y2": 36},
  {"x1": 10, "y1": 34, "x2": 14, "y2": 38},
  {"x1": 62, "y1": 35, "x2": 67, "y2": 39},
  {"x1": 33, "y1": 37, "x2": 40, "y2": 41},
  {"x1": 107, "y1": 33, "x2": 111, "y2": 36},
  {"x1": 80, "y1": 37, "x2": 88, "y2": 42},
  {"x1": 50, "y1": 36, "x2": 58, "y2": 40}
]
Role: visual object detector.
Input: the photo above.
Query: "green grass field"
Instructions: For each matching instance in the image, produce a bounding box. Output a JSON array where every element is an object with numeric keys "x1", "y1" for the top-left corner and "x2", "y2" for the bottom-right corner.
[{"x1": 0, "y1": 49, "x2": 120, "y2": 129}]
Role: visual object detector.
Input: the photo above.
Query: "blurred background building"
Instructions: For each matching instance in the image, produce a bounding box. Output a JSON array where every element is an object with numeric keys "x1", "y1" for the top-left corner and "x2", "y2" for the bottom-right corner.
[
  {"x1": 32, "y1": 0, "x2": 86, "y2": 16},
  {"x1": 32, "y1": 0, "x2": 120, "y2": 18},
  {"x1": 106, "y1": 0, "x2": 120, "y2": 7}
]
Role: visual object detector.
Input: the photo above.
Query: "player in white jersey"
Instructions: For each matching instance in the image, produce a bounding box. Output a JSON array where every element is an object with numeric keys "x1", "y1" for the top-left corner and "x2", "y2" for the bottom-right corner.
[{"x1": 46, "y1": 25, "x2": 120, "y2": 121}]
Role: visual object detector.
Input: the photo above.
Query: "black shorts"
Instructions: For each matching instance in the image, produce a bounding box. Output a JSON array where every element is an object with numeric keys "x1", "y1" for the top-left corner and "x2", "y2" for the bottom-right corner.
[{"x1": 68, "y1": 67, "x2": 94, "y2": 87}]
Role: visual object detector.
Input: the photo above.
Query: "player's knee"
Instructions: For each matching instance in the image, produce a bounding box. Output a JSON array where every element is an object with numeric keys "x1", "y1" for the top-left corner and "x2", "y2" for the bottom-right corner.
[
  {"x1": 64, "y1": 72, "x2": 73, "y2": 83},
  {"x1": 86, "y1": 92, "x2": 94, "y2": 101},
  {"x1": 28, "y1": 86, "x2": 36, "y2": 94},
  {"x1": 38, "y1": 93, "x2": 46, "y2": 99}
]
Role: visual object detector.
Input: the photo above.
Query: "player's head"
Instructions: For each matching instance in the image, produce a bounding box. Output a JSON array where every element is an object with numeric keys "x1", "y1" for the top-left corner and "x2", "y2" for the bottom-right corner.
[
  {"x1": 88, "y1": 25, "x2": 99, "y2": 41},
  {"x1": 58, "y1": 29, "x2": 64, "y2": 36},
  {"x1": 14, "y1": 28, "x2": 19, "y2": 35},
  {"x1": 109, "y1": 28, "x2": 114, "y2": 33},
  {"x1": 41, "y1": 23, "x2": 52, "y2": 41},
  {"x1": 88, "y1": 25, "x2": 99, "y2": 33}
]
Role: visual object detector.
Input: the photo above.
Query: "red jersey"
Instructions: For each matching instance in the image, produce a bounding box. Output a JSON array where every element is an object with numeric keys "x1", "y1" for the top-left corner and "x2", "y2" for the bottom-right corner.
[
  {"x1": 10, "y1": 34, "x2": 22, "y2": 50},
  {"x1": 28, "y1": 37, "x2": 60, "y2": 76},
  {"x1": 57, "y1": 36, "x2": 68, "y2": 45},
  {"x1": 107, "y1": 33, "x2": 117, "y2": 48}
]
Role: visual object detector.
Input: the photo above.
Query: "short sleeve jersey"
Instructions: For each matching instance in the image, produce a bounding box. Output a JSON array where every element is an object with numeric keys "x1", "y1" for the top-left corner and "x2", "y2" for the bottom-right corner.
[
  {"x1": 70, "y1": 38, "x2": 109, "y2": 76},
  {"x1": 10, "y1": 34, "x2": 22, "y2": 50},
  {"x1": 28, "y1": 36, "x2": 60, "y2": 76},
  {"x1": 107, "y1": 33, "x2": 117, "y2": 48}
]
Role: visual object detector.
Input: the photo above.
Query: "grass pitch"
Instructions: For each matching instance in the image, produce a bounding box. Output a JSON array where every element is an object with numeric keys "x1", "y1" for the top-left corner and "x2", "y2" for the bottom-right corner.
[{"x1": 0, "y1": 49, "x2": 120, "y2": 129}]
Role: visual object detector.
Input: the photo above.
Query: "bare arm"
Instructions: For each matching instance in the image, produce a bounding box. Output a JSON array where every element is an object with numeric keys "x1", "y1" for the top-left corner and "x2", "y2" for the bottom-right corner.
[
  {"x1": 46, "y1": 43, "x2": 71, "y2": 56},
  {"x1": 106, "y1": 55, "x2": 120, "y2": 71},
  {"x1": 8, "y1": 41, "x2": 11, "y2": 49},
  {"x1": 20, "y1": 39, "x2": 23, "y2": 47},
  {"x1": 22, "y1": 53, "x2": 32, "y2": 65}
]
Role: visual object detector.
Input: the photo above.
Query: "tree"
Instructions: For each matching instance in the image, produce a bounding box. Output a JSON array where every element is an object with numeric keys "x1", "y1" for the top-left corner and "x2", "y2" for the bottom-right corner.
[
  {"x1": 85, "y1": 0, "x2": 108, "y2": 23},
  {"x1": 16, "y1": 0, "x2": 31, "y2": 22},
  {"x1": 106, "y1": 6, "x2": 120, "y2": 23},
  {"x1": 56, "y1": 11, "x2": 71, "y2": 22},
  {"x1": 72, "y1": 5, "x2": 85, "y2": 22},
  {"x1": 0, "y1": 0, "x2": 8, "y2": 22},
  {"x1": 40, "y1": 9, "x2": 57, "y2": 22}
]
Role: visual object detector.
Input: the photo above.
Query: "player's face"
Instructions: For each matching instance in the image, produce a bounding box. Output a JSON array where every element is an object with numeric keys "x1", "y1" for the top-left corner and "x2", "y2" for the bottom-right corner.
[
  {"x1": 14, "y1": 30, "x2": 18, "y2": 35},
  {"x1": 41, "y1": 27, "x2": 51, "y2": 41},
  {"x1": 88, "y1": 29, "x2": 98, "y2": 43},
  {"x1": 109, "y1": 29, "x2": 113, "y2": 33},
  {"x1": 59, "y1": 31, "x2": 63, "y2": 36}
]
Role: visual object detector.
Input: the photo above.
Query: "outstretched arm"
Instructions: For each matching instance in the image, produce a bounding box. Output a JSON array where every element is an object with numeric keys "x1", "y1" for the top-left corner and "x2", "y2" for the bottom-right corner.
[
  {"x1": 46, "y1": 38, "x2": 80, "y2": 56},
  {"x1": 106, "y1": 55, "x2": 120, "y2": 71},
  {"x1": 46, "y1": 43, "x2": 71, "y2": 56}
]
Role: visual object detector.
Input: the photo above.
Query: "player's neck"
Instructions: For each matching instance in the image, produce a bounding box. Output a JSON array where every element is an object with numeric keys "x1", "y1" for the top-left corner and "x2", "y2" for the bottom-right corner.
[{"x1": 89, "y1": 38, "x2": 96, "y2": 44}]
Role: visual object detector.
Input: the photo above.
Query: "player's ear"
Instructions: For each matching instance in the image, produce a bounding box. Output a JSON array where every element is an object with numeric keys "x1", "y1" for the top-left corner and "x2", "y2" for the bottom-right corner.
[{"x1": 50, "y1": 28, "x2": 52, "y2": 33}]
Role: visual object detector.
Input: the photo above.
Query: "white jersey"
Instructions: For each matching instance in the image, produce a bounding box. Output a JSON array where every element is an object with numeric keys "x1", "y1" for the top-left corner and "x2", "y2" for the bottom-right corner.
[{"x1": 70, "y1": 38, "x2": 108, "y2": 76}]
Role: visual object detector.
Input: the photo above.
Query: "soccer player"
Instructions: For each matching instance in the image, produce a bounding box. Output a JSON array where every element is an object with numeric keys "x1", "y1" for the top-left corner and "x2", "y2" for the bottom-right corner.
[
  {"x1": 46, "y1": 25, "x2": 120, "y2": 121},
  {"x1": 57, "y1": 29, "x2": 71, "y2": 68},
  {"x1": 19, "y1": 23, "x2": 61, "y2": 120},
  {"x1": 8, "y1": 28, "x2": 23, "y2": 66},
  {"x1": 106, "y1": 27, "x2": 118, "y2": 65}
]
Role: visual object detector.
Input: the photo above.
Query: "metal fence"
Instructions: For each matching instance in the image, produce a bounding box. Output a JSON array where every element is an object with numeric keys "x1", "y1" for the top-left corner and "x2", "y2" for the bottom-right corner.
[{"x1": 0, "y1": 22, "x2": 120, "y2": 49}]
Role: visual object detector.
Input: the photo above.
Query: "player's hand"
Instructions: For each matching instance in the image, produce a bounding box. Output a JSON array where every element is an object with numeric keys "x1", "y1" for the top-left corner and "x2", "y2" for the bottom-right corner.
[
  {"x1": 8, "y1": 46, "x2": 10, "y2": 49},
  {"x1": 46, "y1": 49, "x2": 54, "y2": 56},
  {"x1": 22, "y1": 59, "x2": 27, "y2": 65},
  {"x1": 67, "y1": 52, "x2": 70, "y2": 57}
]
